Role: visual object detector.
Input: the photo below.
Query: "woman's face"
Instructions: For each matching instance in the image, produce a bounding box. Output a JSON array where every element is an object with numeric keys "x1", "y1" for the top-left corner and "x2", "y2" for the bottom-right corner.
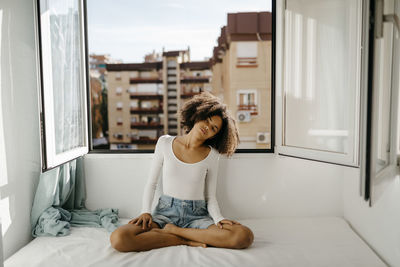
[{"x1": 193, "y1": 115, "x2": 223, "y2": 140}]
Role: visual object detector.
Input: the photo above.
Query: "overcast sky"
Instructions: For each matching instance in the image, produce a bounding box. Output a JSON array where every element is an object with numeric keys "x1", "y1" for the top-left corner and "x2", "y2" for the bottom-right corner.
[{"x1": 87, "y1": 0, "x2": 272, "y2": 63}]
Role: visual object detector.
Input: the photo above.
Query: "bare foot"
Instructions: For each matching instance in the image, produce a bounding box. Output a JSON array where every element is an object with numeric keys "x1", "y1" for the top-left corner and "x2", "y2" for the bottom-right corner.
[
  {"x1": 186, "y1": 240, "x2": 207, "y2": 248},
  {"x1": 150, "y1": 227, "x2": 207, "y2": 248}
]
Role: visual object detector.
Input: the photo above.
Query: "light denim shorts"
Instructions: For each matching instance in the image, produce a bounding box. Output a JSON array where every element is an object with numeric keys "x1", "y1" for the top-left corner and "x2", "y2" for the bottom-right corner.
[{"x1": 151, "y1": 195, "x2": 215, "y2": 229}]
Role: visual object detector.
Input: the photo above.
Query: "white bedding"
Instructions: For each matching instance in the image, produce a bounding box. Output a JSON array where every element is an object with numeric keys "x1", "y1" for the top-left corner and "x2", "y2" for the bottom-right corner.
[{"x1": 5, "y1": 217, "x2": 386, "y2": 267}]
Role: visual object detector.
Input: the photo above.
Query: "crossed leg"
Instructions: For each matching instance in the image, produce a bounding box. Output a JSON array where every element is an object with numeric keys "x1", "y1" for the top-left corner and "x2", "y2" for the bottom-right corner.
[
  {"x1": 152, "y1": 223, "x2": 254, "y2": 249},
  {"x1": 110, "y1": 222, "x2": 206, "y2": 252}
]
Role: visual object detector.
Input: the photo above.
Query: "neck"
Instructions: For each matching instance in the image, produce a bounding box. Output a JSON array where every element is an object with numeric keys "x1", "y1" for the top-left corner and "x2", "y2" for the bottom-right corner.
[{"x1": 180, "y1": 132, "x2": 205, "y2": 149}]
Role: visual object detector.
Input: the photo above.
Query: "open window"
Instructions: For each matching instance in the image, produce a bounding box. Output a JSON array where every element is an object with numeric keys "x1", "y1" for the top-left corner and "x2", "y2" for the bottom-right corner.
[
  {"x1": 362, "y1": 0, "x2": 400, "y2": 205},
  {"x1": 35, "y1": 0, "x2": 89, "y2": 171},
  {"x1": 275, "y1": 0, "x2": 363, "y2": 166},
  {"x1": 36, "y1": 0, "x2": 275, "y2": 168}
]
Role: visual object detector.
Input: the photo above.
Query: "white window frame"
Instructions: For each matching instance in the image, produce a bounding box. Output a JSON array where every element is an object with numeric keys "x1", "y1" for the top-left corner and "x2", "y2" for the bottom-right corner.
[
  {"x1": 275, "y1": 0, "x2": 363, "y2": 167},
  {"x1": 365, "y1": 0, "x2": 400, "y2": 205},
  {"x1": 34, "y1": 0, "x2": 89, "y2": 171}
]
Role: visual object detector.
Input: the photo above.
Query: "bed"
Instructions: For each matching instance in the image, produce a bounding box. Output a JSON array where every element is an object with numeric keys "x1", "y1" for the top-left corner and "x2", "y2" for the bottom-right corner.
[{"x1": 5, "y1": 217, "x2": 386, "y2": 267}]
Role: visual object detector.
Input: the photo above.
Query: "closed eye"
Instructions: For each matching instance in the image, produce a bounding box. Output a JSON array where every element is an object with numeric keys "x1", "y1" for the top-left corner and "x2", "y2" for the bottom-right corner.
[{"x1": 208, "y1": 117, "x2": 217, "y2": 132}]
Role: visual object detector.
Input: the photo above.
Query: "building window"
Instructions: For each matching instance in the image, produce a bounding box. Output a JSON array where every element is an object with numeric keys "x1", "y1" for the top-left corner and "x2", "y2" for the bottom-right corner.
[
  {"x1": 236, "y1": 42, "x2": 258, "y2": 67},
  {"x1": 117, "y1": 118, "x2": 123, "y2": 126},
  {"x1": 113, "y1": 133, "x2": 123, "y2": 140},
  {"x1": 116, "y1": 102, "x2": 123, "y2": 110},
  {"x1": 116, "y1": 87, "x2": 123, "y2": 95},
  {"x1": 237, "y1": 89, "x2": 258, "y2": 116}
]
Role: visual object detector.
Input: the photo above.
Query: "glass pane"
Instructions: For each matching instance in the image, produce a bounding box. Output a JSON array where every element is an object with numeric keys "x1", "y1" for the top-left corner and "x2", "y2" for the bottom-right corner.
[
  {"x1": 87, "y1": 0, "x2": 273, "y2": 150},
  {"x1": 40, "y1": 0, "x2": 85, "y2": 154},
  {"x1": 284, "y1": 0, "x2": 359, "y2": 154}
]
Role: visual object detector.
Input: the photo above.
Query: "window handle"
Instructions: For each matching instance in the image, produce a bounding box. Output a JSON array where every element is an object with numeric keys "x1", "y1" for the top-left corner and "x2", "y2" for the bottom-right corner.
[
  {"x1": 375, "y1": 0, "x2": 400, "y2": 39},
  {"x1": 384, "y1": 14, "x2": 400, "y2": 38}
]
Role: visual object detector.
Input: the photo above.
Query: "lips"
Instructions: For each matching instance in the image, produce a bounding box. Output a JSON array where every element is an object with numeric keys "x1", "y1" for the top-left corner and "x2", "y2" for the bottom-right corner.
[{"x1": 200, "y1": 127, "x2": 207, "y2": 135}]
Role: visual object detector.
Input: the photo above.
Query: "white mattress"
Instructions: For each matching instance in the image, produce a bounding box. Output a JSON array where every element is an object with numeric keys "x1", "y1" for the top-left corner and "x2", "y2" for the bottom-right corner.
[{"x1": 5, "y1": 217, "x2": 386, "y2": 267}]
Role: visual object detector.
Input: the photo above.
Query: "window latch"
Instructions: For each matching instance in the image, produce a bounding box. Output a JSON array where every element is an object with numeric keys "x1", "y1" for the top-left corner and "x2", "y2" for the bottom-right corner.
[{"x1": 375, "y1": 0, "x2": 400, "y2": 39}]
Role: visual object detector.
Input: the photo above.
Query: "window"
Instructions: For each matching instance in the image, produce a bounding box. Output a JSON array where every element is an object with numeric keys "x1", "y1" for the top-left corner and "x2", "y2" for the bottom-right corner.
[
  {"x1": 86, "y1": 1, "x2": 273, "y2": 151},
  {"x1": 276, "y1": 0, "x2": 362, "y2": 166},
  {"x1": 116, "y1": 87, "x2": 123, "y2": 95},
  {"x1": 237, "y1": 89, "x2": 258, "y2": 117},
  {"x1": 36, "y1": 0, "x2": 88, "y2": 170},
  {"x1": 362, "y1": 0, "x2": 400, "y2": 204},
  {"x1": 236, "y1": 42, "x2": 258, "y2": 67},
  {"x1": 116, "y1": 102, "x2": 123, "y2": 110}
]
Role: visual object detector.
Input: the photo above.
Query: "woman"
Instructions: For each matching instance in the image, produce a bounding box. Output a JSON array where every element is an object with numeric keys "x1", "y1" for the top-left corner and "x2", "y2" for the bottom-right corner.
[{"x1": 110, "y1": 92, "x2": 254, "y2": 252}]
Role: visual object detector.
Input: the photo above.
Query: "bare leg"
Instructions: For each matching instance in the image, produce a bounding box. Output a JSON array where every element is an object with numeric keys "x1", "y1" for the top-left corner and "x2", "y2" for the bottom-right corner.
[
  {"x1": 156, "y1": 223, "x2": 254, "y2": 249},
  {"x1": 110, "y1": 222, "x2": 206, "y2": 252}
]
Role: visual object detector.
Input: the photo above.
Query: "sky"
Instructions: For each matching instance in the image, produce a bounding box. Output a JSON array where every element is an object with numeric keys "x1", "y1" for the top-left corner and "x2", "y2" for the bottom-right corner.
[{"x1": 87, "y1": 0, "x2": 272, "y2": 63}]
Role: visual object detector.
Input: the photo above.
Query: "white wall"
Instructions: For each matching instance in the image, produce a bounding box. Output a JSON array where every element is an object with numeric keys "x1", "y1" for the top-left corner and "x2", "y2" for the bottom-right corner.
[
  {"x1": 0, "y1": 0, "x2": 41, "y2": 260},
  {"x1": 84, "y1": 153, "x2": 344, "y2": 219},
  {"x1": 343, "y1": 168, "x2": 400, "y2": 267}
]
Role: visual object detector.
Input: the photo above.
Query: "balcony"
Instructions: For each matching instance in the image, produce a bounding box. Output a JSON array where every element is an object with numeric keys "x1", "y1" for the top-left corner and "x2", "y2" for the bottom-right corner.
[
  {"x1": 129, "y1": 78, "x2": 162, "y2": 84},
  {"x1": 130, "y1": 137, "x2": 158, "y2": 144},
  {"x1": 236, "y1": 57, "x2": 258, "y2": 68},
  {"x1": 130, "y1": 122, "x2": 163, "y2": 129},
  {"x1": 238, "y1": 104, "x2": 258, "y2": 115},
  {"x1": 181, "y1": 92, "x2": 201, "y2": 98},
  {"x1": 180, "y1": 76, "x2": 210, "y2": 83},
  {"x1": 130, "y1": 107, "x2": 163, "y2": 114},
  {"x1": 129, "y1": 92, "x2": 163, "y2": 100}
]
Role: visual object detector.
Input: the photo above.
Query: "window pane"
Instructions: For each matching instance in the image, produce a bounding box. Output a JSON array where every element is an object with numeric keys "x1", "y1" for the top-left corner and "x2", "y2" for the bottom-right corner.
[
  {"x1": 87, "y1": 1, "x2": 273, "y2": 151},
  {"x1": 38, "y1": 0, "x2": 88, "y2": 169},
  {"x1": 283, "y1": 0, "x2": 359, "y2": 154}
]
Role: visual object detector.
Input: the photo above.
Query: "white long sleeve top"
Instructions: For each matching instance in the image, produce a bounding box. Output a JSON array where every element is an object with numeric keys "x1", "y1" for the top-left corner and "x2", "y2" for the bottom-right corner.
[{"x1": 141, "y1": 135, "x2": 225, "y2": 225}]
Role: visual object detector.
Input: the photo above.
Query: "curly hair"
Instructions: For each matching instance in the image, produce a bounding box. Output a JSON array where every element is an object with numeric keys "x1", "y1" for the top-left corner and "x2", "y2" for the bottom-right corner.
[{"x1": 179, "y1": 91, "x2": 239, "y2": 156}]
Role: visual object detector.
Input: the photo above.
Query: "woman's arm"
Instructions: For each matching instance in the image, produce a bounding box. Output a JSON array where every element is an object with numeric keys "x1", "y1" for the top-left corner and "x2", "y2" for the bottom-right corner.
[
  {"x1": 205, "y1": 153, "x2": 225, "y2": 225},
  {"x1": 140, "y1": 135, "x2": 166, "y2": 214}
]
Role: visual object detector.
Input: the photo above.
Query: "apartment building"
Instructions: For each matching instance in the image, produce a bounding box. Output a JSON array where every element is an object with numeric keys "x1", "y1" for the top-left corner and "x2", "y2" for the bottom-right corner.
[
  {"x1": 106, "y1": 49, "x2": 212, "y2": 149},
  {"x1": 211, "y1": 12, "x2": 272, "y2": 149}
]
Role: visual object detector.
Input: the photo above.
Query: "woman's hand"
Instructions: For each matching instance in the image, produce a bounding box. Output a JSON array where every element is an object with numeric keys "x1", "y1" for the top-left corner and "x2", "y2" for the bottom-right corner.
[
  {"x1": 129, "y1": 213, "x2": 153, "y2": 229},
  {"x1": 217, "y1": 219, "x2": 241, "y2": 229}
]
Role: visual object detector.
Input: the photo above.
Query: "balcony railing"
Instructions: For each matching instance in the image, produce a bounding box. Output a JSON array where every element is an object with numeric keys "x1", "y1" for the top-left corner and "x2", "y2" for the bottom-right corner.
[
  {"x1": 181, "y1": 92, "x2": 201, "y2": 98},
  {"x1": 238, "y1": 104, "x2": 258, "y2": 115},
  {"x1": 236, "y1": 57, "x2": 258, "y2": 68},
  {"x1": 129, "y1": 92, "x2": 163, "y2": 99},
  {"x1": 130, "y1": 137, "x2": 158, "y2": 144},
  {"x1": 180, "y1": 77, "x2": 210, "y2": 83},
  {"x1": 129, "y1": 78, "x2": 162, "y2": 84},
  {"x1": 130, "y1": 107, "x2": 163, "y2": 114},
  {"x1": 130, "y1": 122, "x2": 163, "y2": 129}
]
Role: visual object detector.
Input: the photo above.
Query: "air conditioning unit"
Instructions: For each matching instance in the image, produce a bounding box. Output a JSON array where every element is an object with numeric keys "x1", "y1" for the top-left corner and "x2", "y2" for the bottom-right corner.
[
  {"x1": 257, "y1": 132, "x2": 270, "y2": 144},
  {"x1": 237, "y1": 111, "x2": 251, "y2": 122}
]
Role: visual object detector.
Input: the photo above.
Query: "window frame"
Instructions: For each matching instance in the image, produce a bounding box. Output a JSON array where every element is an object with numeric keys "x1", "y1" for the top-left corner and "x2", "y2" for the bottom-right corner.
[
  {"x1": 35, "y1": 0, "x2": 90, "y2": 171},
  {"x1": 363, "y1": 0, "x2": 400, "y2": 205},
  {"x1": 86, "y1": 1, "x2": 276, "y2": 154},
  {"x1": 275, "y1": 0, "x2": 364, "y2": 167}
]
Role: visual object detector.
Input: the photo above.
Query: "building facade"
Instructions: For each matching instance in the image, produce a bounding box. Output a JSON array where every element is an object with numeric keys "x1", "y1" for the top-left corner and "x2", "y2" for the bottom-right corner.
[
  {"x1": 211, "y1": 12, "x2": 272, "y2": 149},
  {"x1": 106, "y1": 49, "x2": 212, "y2": 149}
]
